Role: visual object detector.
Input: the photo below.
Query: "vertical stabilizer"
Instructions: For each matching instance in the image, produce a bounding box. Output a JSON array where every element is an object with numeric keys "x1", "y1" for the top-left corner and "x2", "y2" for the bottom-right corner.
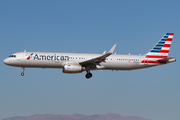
[
  {"x1": 146, "y1": 33, "x2": 174, "y2": 58},
  {"x1": 141, "y1": 33, "x2": 174, "y2": 64}
]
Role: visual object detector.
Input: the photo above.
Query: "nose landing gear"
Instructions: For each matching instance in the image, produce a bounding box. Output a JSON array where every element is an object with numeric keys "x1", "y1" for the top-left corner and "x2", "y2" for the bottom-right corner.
[{"x1": 21, "y1": 67, "x2": 25, "y2": 76}]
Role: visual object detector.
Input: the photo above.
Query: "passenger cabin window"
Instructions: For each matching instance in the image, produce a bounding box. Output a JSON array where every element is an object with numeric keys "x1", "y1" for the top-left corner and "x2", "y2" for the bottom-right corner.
[{"x1": 9, "y1": 55, "x2": 16, "y2": 58}]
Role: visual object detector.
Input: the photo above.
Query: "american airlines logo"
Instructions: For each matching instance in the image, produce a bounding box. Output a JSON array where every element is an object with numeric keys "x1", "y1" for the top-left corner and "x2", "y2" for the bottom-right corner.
[
  {"x1": 27, "y1": 53, "x2": 34, "y2": 60},
  {"x1": 33, "y1": 54, "x2": 70, "y2": 61}
]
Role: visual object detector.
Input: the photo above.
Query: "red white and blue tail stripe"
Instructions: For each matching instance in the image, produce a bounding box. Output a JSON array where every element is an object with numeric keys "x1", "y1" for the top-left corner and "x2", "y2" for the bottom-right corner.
[{"x1": 141, "y1": 33, "x2": 174, "y2": 64}]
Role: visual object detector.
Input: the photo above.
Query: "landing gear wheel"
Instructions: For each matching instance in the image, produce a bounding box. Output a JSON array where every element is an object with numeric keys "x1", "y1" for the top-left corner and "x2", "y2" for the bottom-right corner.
[
  {"x1": 21, "y1": 67, "x2": 25, "y2": 76},
  {"x1": 85, "y1": 72, "x2": 92, "y2": 79},
  {"x1": 21, "y1": 72, "x2": 24, "y2": 76}
]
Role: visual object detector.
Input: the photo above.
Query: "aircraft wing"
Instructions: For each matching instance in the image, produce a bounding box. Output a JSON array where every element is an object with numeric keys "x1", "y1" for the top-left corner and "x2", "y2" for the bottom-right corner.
[{"x1": 79, "y1": 44, "x2": 116, "y2": 66}]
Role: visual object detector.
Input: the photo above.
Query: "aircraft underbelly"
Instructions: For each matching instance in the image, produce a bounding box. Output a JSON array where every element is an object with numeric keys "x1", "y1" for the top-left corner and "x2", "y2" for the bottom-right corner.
[
  {"x1": 102, "y1": 61, "x2": 139, "y2": 70},
  {"x1": 14, "y1": 60, "x2": 63, "y2": 68}
]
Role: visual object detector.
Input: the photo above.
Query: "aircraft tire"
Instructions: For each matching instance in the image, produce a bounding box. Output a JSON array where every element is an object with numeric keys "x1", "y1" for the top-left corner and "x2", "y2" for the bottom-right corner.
[
  {"x1": 21, "y1": 72, "x2": 24, "y2": 76},
  {"x1": 85, "y1": 73, "x2": 92, "y2": 79}
]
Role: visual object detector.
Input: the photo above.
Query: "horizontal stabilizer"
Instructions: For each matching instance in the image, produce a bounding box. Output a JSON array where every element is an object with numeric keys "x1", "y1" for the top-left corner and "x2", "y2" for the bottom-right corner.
[{"x1": 157, "y1": 57, "x2": 176, "y2": 63}]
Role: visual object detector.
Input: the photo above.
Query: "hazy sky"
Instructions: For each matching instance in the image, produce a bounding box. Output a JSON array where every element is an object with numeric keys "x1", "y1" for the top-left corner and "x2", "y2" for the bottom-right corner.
[{"x1": 0, "y1": 0, "x2": 180, "y2": 120}]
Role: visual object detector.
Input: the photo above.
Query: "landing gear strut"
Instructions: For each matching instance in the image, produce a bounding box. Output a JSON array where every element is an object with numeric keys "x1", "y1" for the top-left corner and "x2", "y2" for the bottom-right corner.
[
  {"x1": 85, "y1": 71, "x2": 92, "y2": 79},
  {"x1": 21, "y1": 67, "x2": 25, "y2": 76}
]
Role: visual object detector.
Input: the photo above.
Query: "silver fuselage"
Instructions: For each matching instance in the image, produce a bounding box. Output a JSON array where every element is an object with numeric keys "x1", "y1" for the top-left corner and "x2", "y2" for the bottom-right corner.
[{"x1": 3, "y1": 52, "x2": 158, "y2": 71}]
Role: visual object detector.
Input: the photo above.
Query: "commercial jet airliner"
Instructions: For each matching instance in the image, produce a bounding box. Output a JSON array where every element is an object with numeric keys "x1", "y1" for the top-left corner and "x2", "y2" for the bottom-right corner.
[{"x1": 3, "y1": 33, "x2": 176, "y2": 79}]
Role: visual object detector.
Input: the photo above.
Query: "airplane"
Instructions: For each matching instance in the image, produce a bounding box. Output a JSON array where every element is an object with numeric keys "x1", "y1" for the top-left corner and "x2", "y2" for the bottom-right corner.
[{"x1": 3, "y1": 33, "x2": 176, "y2": 79}]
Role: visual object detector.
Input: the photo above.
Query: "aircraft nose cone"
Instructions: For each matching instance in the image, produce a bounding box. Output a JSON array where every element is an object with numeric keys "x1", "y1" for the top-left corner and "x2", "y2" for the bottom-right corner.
[{"x1": 3, "y1": 58, "x2": 9, "y2": 65}]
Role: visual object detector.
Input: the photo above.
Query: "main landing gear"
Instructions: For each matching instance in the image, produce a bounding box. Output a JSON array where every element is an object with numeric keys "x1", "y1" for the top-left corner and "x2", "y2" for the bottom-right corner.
[
  {"x1": 21, "y1": 67, "x2": 25, "y2": 76},
  {"x1": 85, "y1": 71, "x2": 92, "y2": 79}
]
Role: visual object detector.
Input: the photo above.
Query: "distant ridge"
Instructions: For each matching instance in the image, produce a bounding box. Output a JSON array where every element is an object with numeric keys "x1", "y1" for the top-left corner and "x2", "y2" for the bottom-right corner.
[{"x1": 2, "y1": 113, "x2": 150, "y2": 120}]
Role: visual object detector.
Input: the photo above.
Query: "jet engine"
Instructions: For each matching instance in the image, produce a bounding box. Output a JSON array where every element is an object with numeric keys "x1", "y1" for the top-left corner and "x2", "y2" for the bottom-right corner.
[{"x1": 63, "y1": 64, "x2": 83, "y2": 73}]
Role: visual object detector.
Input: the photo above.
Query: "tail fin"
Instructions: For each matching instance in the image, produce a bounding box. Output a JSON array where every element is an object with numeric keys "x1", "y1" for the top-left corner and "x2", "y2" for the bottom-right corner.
[{"x1": 146, "y1": 33, "x2": 174, "y2": 59}]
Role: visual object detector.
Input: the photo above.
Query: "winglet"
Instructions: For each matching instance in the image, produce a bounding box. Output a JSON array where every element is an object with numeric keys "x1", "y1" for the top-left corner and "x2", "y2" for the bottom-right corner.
[{"x1": 108, "y1": 44, "x2": 117, "y2": 54}]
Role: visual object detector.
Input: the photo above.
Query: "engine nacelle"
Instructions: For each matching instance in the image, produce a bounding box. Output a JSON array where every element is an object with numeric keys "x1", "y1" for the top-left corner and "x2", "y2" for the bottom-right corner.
[{"x1": 63, "y1": 64, "x2": 83, "y2": 74}]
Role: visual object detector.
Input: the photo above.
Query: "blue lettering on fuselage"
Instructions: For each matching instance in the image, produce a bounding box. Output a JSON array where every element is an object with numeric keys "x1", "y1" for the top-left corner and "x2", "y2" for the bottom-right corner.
[{"x1": 33, "y1": 54, "x2": 69, "y2": 61}]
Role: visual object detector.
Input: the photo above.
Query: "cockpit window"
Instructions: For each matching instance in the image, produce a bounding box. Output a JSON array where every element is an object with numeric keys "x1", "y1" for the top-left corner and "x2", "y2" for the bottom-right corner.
[{"x1": 9, "y1": 55, "x2": 16, "y2": 58}]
